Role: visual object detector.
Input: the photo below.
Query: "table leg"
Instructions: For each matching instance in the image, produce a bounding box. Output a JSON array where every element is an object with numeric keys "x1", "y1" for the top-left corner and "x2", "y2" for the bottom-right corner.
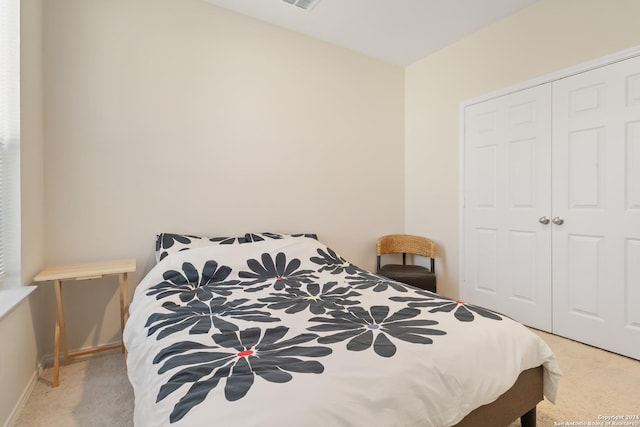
[
  {"x1": 118, "y1": 272, "x2": 129, "y2": 353},
  {"x1": 53, "y1": 279, "x2": 69, "y2": 387},
  {"x1": 53, "y1": 316, "x2": 60, "y2": 387}
]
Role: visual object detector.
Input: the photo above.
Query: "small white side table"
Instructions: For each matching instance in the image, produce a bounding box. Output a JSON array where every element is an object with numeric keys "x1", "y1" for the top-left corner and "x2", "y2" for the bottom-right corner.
[{"x1": 33, "y1": 258, "x2": 136, "y2": 387}]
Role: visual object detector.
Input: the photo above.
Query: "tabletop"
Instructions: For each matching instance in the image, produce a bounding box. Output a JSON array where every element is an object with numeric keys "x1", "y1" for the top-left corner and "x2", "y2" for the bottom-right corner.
[{"x1": 33, "y1": 259, "x2": 136, "y2": 282}]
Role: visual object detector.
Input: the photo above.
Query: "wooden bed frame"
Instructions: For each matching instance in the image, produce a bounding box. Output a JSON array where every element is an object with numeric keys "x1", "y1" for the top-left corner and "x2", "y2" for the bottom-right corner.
[{"x1": 453, "y1": 366, "x2": 543, "y2": 427}]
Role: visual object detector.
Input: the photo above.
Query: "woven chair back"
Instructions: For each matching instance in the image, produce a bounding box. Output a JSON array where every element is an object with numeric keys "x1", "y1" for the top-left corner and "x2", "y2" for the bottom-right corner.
[{"x1": 376, "y1": 234, "x2": 435, "y2": 258}]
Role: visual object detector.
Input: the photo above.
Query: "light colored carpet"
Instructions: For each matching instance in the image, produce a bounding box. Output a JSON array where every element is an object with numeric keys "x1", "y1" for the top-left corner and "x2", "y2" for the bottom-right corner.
[
  {"x1": 509, "y1": 329, "x2": 640, "y2": 427},
  {"x1": 14, "y1": 350, "x2": 134, "y2": 427},
  {"x1": 13, "y1": 329, "x2": 640, "y2": 427}
]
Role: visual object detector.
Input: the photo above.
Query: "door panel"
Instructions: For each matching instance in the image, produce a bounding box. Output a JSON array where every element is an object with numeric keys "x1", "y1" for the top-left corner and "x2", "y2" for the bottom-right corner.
[
  {"x1": 624, "y1": 239, "x2": 640, "y2": 329},
  {"x1": 463, "y1": 84, "x2": 552, "y2": 331},
  {"x1": 508, "y1": 230, "x2": 536, "y2": 302},
  {"x1": 627, "y1": 121, "x2": 640, "y2": 209},
  {"x1": 566, "y1": 234, "x2": 602, "y2": 318},
  {"x1": 476, "y1": 229, "x2": 498, "y2": 294},
  {"x1": 568, "y1": 128, "x2": 603, "y2": 209},
  {"x1": 552, "y1": 55, "x2": 640, "y2": 360}
]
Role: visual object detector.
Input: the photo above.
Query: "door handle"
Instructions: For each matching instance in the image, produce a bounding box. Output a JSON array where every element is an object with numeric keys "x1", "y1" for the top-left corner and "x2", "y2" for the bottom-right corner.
[
  {"x1": 538, "y1": 216, "x2": 550, "y2": 224},
  {"x1": 552, "y1": 216, "x2": 564, "y2": 225}
]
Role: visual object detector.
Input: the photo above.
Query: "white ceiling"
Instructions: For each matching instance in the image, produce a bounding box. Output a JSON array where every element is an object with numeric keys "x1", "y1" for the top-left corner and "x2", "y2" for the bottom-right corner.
[{"x1": 202, "y1": 0, "x2": 541, "y2": 66}]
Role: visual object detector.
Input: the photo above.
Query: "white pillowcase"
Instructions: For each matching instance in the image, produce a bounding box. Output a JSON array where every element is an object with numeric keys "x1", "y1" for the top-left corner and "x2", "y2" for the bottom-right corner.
[
  {"x1": 244, "y1": 232, "x2": 318, "y2": 242},
  {"x1": 155, "y1": 233, "x2": 249, "y2": 263}
]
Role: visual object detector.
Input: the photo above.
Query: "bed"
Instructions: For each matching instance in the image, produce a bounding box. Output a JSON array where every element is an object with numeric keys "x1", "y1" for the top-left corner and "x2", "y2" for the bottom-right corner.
[{"x1": 124, "y1": 233, "x2": 561, "y2": 426}]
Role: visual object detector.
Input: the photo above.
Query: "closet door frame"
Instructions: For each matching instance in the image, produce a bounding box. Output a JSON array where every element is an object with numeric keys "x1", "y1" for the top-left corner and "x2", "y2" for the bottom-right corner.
[{"x1": 459, "y1": 45, "x2": 640, "y2": 311}]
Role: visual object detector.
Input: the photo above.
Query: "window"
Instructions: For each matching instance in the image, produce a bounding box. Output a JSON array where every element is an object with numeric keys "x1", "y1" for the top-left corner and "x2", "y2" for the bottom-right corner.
[{"x1": 0, "y1": 0, "x2": 20, "y2": 289}]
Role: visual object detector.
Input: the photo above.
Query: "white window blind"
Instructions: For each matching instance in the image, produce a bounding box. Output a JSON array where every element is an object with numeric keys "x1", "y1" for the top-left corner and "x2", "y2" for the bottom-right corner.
[{"x1": 0, "y1": 0, "x2": 20, "y2": 287}]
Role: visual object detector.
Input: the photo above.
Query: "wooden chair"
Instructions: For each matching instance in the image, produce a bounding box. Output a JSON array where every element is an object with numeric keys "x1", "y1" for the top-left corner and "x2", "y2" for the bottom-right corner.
[{"x1": 376, "y1": 234, "x2": 436, "y2": 292}]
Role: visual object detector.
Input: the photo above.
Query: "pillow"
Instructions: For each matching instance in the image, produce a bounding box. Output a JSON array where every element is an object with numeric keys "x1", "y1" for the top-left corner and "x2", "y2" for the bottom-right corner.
[
  {"x1": 155, "y1": 233, "x2": 249, "y2": 263},
  {"x1": 244, "y1": 232, "x2": 318, "y2": 243}
]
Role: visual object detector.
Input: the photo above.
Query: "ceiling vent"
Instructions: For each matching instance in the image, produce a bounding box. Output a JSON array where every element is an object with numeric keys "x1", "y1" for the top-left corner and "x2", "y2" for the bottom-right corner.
[{"x1": 282, "y1": 0, "x2": 321, "y2": 11}]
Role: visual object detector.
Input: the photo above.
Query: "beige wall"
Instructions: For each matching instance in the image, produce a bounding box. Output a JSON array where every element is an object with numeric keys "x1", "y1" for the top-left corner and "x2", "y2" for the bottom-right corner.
[
  {"x1": 405, "y1": 0, "x2": 640, "y2": 299},
  {"x1": 1, "y1": 0, "x2": 46, "y2": 424},
  {"x1": 21, "y1": 0, "x2": 44, "y2": 286},
  {"x1": 0, "y1": 297, "x2": 39, "y2": 426},
  {"x1": 42, "y1": 0, "x2": 405, "y2": 351}
]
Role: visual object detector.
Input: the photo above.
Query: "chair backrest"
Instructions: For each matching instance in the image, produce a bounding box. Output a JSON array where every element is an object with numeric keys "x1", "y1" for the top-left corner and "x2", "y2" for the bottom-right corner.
[{"x1": 376, "y1": 234, "x2": 435, "y2": 271}]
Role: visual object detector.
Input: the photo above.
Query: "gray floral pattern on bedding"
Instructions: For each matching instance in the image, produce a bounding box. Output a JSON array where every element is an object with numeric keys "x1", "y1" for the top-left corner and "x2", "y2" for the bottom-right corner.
[{"x1": 142, "y1": 244, "x2": 503, "y2": 423}]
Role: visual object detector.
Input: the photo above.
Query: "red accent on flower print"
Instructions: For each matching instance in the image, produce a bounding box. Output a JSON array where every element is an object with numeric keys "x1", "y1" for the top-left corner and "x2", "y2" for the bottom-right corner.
[
  {"x1": 237, "y1": 350, "x2": 254, "y2": 357},
  {"x1": 276, "y1": 276, "x2": 284, "y2": 280},
  {"x1": 456, "y1": 300, "x2": 465, "y2": 305}
]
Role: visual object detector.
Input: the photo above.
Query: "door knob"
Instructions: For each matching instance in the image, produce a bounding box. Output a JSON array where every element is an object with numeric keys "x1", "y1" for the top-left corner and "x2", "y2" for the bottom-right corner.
[
  {"x1": 538, "y1": 216, "x2": 550, "y2": 224},
  {"x1": 552, "y1": 216, "x2": 564, "y2": 225}
]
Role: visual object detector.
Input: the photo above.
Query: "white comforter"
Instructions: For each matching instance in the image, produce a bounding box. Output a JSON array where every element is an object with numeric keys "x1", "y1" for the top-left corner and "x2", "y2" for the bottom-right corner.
[{"x1": 124, "y1": 237, "x2": 560, "y2": 426}]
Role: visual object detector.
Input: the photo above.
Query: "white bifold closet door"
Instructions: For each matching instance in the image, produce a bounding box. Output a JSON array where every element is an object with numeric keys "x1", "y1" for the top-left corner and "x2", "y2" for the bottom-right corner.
[
  {"x1": 552, "y1": 55, "x2": 640, "y2": 359},
  {"x1": 463, "y1": 54, "x2": 640, "y2": 360},
  {"x1": 463, "y1": 84, "x2": 553, "y2": 332}
]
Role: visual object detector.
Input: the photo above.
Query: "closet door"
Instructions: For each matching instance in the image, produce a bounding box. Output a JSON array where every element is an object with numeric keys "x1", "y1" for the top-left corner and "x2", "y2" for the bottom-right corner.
[
  {"x1": 463, "y1": 84, "x2": 553, "y2": 331},
  {"x1": 552, "y1": 55, "x2": 640, "y2": 359}
]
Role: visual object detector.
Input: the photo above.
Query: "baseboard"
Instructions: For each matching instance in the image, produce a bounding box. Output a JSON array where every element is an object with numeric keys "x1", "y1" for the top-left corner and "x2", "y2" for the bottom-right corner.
[{"x1": 3, "y1": 361, "x2": 43, "y2": 427}]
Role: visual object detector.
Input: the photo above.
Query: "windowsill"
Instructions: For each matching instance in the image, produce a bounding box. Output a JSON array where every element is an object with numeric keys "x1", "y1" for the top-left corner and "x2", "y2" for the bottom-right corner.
[{"x1": 0, "y1": 286, "x2": 36, "y2": 321}]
